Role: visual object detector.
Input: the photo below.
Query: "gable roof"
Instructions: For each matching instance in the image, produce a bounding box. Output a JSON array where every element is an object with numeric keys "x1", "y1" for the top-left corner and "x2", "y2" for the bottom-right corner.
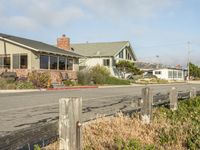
[
  {"x1": 71, "y1": 41, "x2": 135, "y2": 57},
  {"x1": 0, "y1": 33, "x2": 81, "y2": 57}
]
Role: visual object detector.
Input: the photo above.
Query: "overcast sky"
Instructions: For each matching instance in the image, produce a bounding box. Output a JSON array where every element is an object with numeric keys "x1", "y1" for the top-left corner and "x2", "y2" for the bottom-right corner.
[{"x1": 1, "y1": 0, "x2": 200, "y2": 66}]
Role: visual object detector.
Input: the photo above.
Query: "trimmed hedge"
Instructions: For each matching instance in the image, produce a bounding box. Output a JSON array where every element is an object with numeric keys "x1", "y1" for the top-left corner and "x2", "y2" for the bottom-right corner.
[{"x1": 105, "y1": 76, "x2": 130, "y2": 85}]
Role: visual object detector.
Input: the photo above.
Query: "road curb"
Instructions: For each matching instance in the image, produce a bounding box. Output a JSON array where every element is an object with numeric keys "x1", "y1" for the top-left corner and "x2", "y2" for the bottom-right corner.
[
  {"x1": 47, "y1": 86, "x2": 98, "y2": 91},
  {"x1": 0, "y1": 89, "x2": 46, "y2": 93}
]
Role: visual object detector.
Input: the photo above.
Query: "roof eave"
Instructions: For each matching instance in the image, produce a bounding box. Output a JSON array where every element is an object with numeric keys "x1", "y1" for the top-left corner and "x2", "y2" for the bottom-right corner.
[
  {"x1": 0, "y1": 36, "x2": 39, "y2": 52},
  {"x1": 39, "y1": 50, "x2": 82, "y2": 58}
]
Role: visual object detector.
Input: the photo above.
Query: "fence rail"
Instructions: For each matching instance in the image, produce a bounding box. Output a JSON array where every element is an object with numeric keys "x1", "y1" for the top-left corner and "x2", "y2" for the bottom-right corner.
[{"x1": 0, "y1": 87, "x2": 200, "y2": 150}]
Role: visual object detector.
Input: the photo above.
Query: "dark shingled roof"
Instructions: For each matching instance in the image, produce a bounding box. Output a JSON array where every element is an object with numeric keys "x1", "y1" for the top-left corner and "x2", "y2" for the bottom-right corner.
[{"x1": 0, "y1": 33, "x2": 81, "y2": 57}]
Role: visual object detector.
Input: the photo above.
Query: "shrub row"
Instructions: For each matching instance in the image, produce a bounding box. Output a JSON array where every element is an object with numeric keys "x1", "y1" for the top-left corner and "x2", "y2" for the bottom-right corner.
[
  {"x1": 0, "y1": 79, "x2": 35, "y2": 89},
  {"x1": 0, "y1": 71, "x2": 51, "y2": 89},
  {"x1": 77, "y1": 65, "x2": 130, "y2": 85}
]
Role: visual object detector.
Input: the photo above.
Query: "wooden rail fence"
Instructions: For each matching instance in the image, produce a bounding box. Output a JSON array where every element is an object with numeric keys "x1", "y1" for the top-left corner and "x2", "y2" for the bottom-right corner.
[{"x1": 0, "y1": 87, "x2": 200, "y2": 150}]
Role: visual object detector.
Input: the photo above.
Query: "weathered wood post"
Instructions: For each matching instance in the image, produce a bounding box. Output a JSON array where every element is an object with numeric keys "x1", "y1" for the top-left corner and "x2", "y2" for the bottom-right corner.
[
  {"x1": 190, "y1": 87, "x2": 196, "y2": 98},
  {"x1": 169, "y1": 87, "x2": 178, "y2": 111},
  {"x1": 140, "y1": 87, "x2": 153, "y2": 124},
  {"x1": 59, "y1": 97, "x2": 82, "y2": 150}
]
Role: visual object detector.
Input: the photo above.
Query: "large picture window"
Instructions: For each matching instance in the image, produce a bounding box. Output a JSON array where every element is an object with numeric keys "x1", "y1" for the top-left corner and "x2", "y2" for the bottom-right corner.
[
  {"x1": 67, "y1": 58, "x2": 73, "y2": 70},
  {"x1": 40, "y1": 54, "x2": 72, "y2": 70},
  {"x1": 40, "y1": 55, "x2": 49, "y2": 69},
  {"x1": 59, "y1": 57, "x2": 65, "y2": 70},
  {"x1": 13, "y1": 54, "x2": 27, "y2": 69},
  {"x1": 50, "y1": 56, "x2": 58, "y2": 70},
  {"x1": 0, "y1": 55, "x2": 10, "y2": 69}
]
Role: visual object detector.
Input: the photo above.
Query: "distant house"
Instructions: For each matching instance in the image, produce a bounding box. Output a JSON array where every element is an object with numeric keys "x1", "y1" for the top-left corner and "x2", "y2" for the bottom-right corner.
[
  {"x1": 153, "y1": 68, "x2": 187, "y2": 81},
  {"x1": 71, "y1": 41, "x2": 137, "y2": 78},
  {"x1": 0, "y1": 33, "x2": 81, "y2": 82}
]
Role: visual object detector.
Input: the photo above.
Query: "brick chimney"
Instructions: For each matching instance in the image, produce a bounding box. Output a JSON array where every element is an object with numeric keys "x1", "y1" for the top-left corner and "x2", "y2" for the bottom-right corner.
[{"x1": 57, "y1": 34, "x2": 70, "y2": 51}]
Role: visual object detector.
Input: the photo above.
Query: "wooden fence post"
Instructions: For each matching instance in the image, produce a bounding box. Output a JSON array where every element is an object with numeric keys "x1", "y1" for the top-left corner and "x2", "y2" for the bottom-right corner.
[
  {"x1": 141, "y1": 87, "x2": 153, "y2": 124},
  {"x1": 59, "y1": 97, "x2": 82, "y2": 150},
  {"x1": 169, "y1": 87, "x2": 178, "y2": 111},
  {"x1": 190, "y1": 87, "x2": 196, "y2": 98}
]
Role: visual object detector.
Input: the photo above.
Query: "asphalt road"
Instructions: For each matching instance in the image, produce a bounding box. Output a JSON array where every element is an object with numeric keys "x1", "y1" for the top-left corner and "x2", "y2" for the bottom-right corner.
[{"x1": 0, "y1": 83, "x2": 200, "y2": 135}]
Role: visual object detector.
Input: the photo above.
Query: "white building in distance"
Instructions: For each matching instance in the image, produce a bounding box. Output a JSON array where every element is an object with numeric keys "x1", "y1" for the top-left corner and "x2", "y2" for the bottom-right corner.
[{"x1": 153, "y1": 68, "x2": 187, "y2": 81}]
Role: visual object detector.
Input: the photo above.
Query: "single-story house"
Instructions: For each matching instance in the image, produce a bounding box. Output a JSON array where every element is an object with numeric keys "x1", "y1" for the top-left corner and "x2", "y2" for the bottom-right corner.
[
  {"x1": 71, "y1": 41, "x2": 137, "y2": 78},
  {"x1": 0, "y1": 33, "x2": 81, "y2": 82},
  {"x1": 153, "y1": 68, "x2": 187, "y2": 81}
]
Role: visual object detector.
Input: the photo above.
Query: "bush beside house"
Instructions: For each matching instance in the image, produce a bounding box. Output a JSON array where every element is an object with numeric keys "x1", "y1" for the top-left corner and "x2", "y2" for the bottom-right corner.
[
  {"x1": 0, "y1": 71, "x2": 51, "y2": 89},
  {"x1": 77, "y1": 65, "x2": 131, "y2": 85},
  {"x1": 0, "y1": 78, "x2": 35, "y2": 89}
]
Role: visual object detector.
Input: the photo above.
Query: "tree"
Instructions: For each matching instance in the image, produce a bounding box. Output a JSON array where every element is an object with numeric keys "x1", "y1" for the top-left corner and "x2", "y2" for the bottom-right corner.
[
  {"x1": 189, "y1": 63, "x2": 200, "y2": 79},
  {"x1": 116, "y1": 60, "x2": 142, "y2": 79}
]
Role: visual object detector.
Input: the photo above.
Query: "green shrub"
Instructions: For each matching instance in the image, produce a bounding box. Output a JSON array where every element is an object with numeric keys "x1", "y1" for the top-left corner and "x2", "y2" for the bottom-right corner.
[
  {"x1": 155, "y1": 97, "x2": 200, "y2": 149},
  {"x1": 28, "y1": 71, "x2": 50, "y2": 88},
  {"x1": 77, "y1": 69, "x2": 92, "y2": 85},
  {"x1": 158, "y1": 127, "x2": 178, "y2": 145},
  {"x1": 114, "y1": 138, "x2": 156, "y2": 150},
  {"x1": 157, "y1": 79, "x2": 168, "y2": 84},
  {"x1": 91, "y1": 65, "x2": 110, "y2": 84},
  {"x1": 78, "y1": 66, "x2": 130, "y2": 85},
  {"x1": 34, "y1": 144, "x2": 41, "y2": 150},
  {"x1": 16, "y1": 81, "x2": 35, "y2": 89},
  {"x1": 0, "y1": 78, "x2": 16, "y2": 89},
  {"x1": 105, "y1": 76, "x2": 130, "y2": 85},
  {"x1": 63, "y1": 80, "x2": 75, "y2": 86}
]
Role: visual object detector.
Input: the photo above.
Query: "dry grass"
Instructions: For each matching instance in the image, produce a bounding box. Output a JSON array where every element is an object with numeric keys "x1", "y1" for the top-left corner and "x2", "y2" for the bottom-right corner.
[
  {"x1": 44, "y1": 97, "x2": 200, "y2": 150},
  {"x1": 44, "y1": 113, "x2": 185, "y2": 150},
  {"x1": 83, "y1": 114, "x2": 154, "y2": 149},
  {"x1": 83, "y1": 112, "x2": 187, "y2": 150}
]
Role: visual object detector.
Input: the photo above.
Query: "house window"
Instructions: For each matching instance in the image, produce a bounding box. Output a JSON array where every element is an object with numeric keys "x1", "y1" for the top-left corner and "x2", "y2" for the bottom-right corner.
[
  {"x1": 178, "y1": 71, "x2": 182, "y2": 78},
  {"x1": 168, "y1": 71, "x2": 173, "y2": 78},
  {"x1": 119, "y1": 51, "x2": 123, "y2": 58},
  {"x1": 103, "y1": 59, "x2": 110, "y2": 66},
  {"x1": 173, "y1": 71, "x2": 178, "y2": 78},
  {"x1": 128, "y1": 54, "x2": 132, "y2": 60},
  {"x1": 0, "y1": 55, "x2": 10, "y2": 69},
  {"x1": 13, "y1": 54, "x2": 28, "y2": 69},
  {"x1": 67, "y1": 58, "x2": 73, "y2": 70},
  {"x1": 20, "y1": 55, "x2": 28, "y2": 69},
  {"x1": 40, "y1": 55, "x2": 49, "y2": 69},
  {"x1": 50, "y1": 56, "x2": 58, "y2": 70},
  {"x1": 59, "y1": 57, "x2": 65, "y2": 70},
  {"x1": 126, "y1": 49, "x2": 128, "y2": 59},
  {"x1": 155, "y1": 71, "x2": 161, "y2": 75}
]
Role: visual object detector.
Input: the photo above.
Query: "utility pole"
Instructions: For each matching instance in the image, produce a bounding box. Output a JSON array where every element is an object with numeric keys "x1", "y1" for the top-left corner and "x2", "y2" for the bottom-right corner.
[
  {"x1": 156, "y1": 55, "x2": 159, "y2": 69},
  {"x1": 187, "y1": 41, "x2": 191, "y2": 81}
]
